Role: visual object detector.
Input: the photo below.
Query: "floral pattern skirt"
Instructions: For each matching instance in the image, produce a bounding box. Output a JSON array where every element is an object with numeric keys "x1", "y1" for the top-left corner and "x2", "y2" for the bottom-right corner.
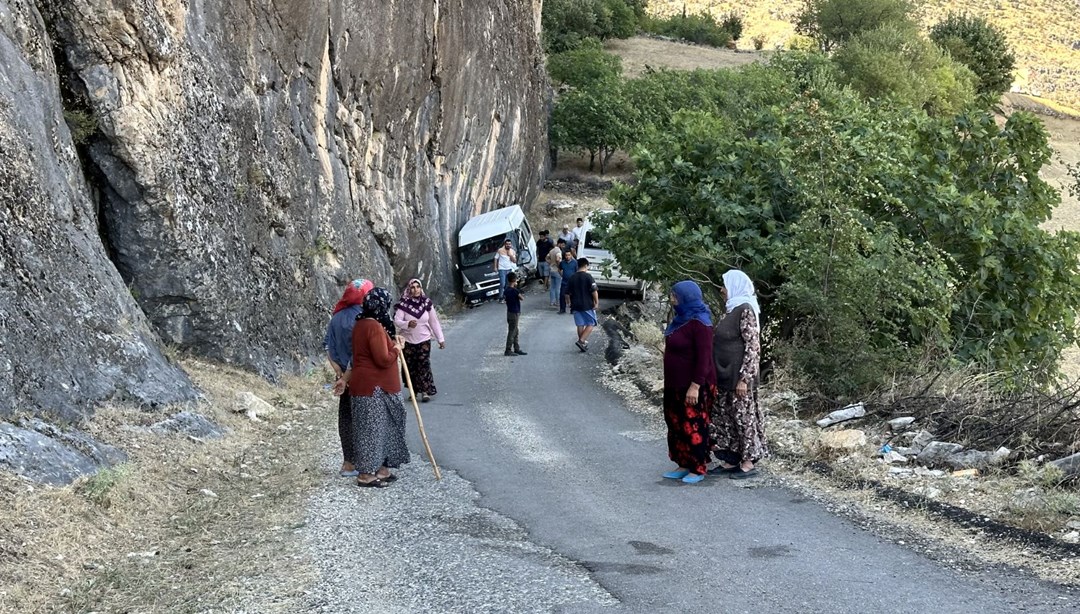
[
  {"x1": 710, "y1": 383, "x2": 769, "y2": 464},
  {"x1": 663, "y1": 385, "x2": 715, "y2": 476},
  {"x1": 402, "y1": 340, "x2": 436, "y2": 395},
  {"x1": 350, "y1": 388, "x2": 410, "y2": 475}
]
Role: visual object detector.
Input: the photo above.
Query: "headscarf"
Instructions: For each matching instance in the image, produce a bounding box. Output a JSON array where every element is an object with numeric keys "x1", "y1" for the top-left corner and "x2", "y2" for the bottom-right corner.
[
  {"x1": 664, "y1": 280, "x2": 713, "y2": 337},
  {"x1": 333, "y1": 278, "x2": 374, "y2": 314},
  {"x1": 359, "y1": 287, "x2": 396, "y2": 338},
  {"x1": 395, "y1": 278, "x2": 434, "y2": 319},
  {"x1": 723, "y1": 269, "x2": 761, "y2": 330}
]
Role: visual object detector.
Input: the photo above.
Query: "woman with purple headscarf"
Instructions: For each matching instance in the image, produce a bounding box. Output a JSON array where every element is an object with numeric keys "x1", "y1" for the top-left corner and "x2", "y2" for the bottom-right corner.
[
  {"x1": 393, "y1": 278, "x2": 446, "y2": 403},
  {"x1": 709, "y1": 269, "x2": 768, "y2": 479},
  {"x1": 661, "y1": 280, "x2": 716, "y2": 484}
]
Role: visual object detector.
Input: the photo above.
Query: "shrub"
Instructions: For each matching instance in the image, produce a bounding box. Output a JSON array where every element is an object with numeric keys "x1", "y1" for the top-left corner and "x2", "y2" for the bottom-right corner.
[
  {"x1": 795, "y1": 0, "x2": 916, "y2": 51},
  {"x1": 720, "y1": 13, "x2": 744, "y2": 42},
  {"x1": 547, "y1": 47, "x2": 623, "y2": 88},
  {"x1": 832, "y1": 25, "x2": 978, "y2": 116},
  {"x1": 930, "y1": 13, "x2": 1016, "y2": 99},
  {"x1": 642, "y1": 11, "x2": 733, "y2": 48},
  {"x1": 752, "y1": 34, "x2": 767, "y2": 50}
]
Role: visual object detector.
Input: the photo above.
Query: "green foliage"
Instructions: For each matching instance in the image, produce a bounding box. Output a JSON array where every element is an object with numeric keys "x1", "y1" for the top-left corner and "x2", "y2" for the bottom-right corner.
[
  {"x1": 542, "y1": 0, "x2": 639, "y2": 52},
  {"x1": 720, "y1": 13, "x2": 744, "y2": 42},
  {"x1": 795, "y1": 0, "x2": 915, "y2": 52},
  {"x1": 63, "y1": 109, "x2": 98, "y2": 145},
  {"x1": 930, "y1": 13, "x2": 1016, "y2": 99},
  {"x1": 547, "y1": 47, "x2": 623, "y2": 88},
  {"x1": 776, "y1": 206, "x2": 953, "y2": 397},
  {"x1": 604, "y1": 56, "x2": 1080, "y2": 399},
  {"x1": 833, "y1": 25, "x2": 978, "y2": 116},
  {"x1": 641, "y1": 12, "x2": 733, "y2": 48},
  {"x1": 551, "y1": 78, "x2": 639, "y2": 174},
  {"x1": 77, "y1": 465, "x2": 130, "y2": 508}
]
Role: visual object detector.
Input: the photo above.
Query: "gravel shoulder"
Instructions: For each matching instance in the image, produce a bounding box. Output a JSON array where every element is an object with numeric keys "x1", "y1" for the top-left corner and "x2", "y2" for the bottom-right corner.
[{"x1": 301, "y1": 445, "x2": 615, "y2": 613}]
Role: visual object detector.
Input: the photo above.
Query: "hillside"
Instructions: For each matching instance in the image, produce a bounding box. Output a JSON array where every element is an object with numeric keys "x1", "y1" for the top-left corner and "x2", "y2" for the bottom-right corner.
[{"x1": 648, "y1": 0, "x2": 1080, "y2": 110}]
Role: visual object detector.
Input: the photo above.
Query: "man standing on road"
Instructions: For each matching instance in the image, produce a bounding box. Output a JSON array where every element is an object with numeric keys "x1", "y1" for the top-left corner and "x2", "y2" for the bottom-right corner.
[
  {"x1": 493, "y1": 237, "x2": 516, "y2": 302},
  {"x1": 566, "y1": 257, "x2": 599, "y2": 352},
  {"x1": 503, "y1": 272, "x2": 527, "y2": 356},
  {"x1": 536, "y1": 230, "x2": 554, "y2": 291},
  {"x1": 546, "y1": 239, "x2": 565, "y2": 308}
]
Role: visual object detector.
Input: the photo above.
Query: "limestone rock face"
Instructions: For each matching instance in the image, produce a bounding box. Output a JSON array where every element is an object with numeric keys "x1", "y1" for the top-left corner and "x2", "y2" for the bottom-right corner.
[
  {"x1": 42, "y1": 0, "x2": 548, "y2": 376},
  {"x1": 0, "y1": 0, "x2": 547, "y2": 423},
  {"x1": 0, "y1": 0, "x2": 197, "y2": 420}
]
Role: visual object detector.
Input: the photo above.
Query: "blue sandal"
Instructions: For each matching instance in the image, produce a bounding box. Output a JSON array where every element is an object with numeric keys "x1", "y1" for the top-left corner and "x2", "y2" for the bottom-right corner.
[{"x1": 663, "y1": 469, "x2": 690, "y2": 479}]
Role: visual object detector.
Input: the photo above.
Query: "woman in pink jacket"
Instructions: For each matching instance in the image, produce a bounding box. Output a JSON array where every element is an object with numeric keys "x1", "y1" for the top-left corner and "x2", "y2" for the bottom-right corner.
[{"x1": 393, "y1": 278, "x2": 446, "y2": 402}]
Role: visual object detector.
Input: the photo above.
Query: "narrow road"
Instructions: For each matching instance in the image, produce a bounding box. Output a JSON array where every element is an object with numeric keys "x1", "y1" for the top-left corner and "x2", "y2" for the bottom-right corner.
[{"x1": 420, "y1": 295, "x2": 1074, "y2": 613}]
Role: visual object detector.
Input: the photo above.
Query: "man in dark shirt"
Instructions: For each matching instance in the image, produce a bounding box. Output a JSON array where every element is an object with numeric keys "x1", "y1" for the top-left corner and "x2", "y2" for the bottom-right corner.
[
  {"x1": 535, "y1": 230, "x2": 554, "y2": 290},
  {"x1": 566, "y1": 258, "x2": 599, "y2": 352},
  {"x1": 503, "y1": 272, "x2": 527, "y2": 356}
]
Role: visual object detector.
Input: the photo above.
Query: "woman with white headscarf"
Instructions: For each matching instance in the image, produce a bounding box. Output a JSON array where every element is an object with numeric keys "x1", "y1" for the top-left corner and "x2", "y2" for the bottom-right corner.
[{"x1": 709, "y1": 270, "x2": 768, "y2": 479}]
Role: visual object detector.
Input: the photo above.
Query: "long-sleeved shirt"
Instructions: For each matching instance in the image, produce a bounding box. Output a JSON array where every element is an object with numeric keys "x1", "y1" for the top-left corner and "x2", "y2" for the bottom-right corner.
[
  {"x1": 663, "y1": 319, "x2": 716, "y2": 391},
  {"x1": 348, "y1": 319, "x2": 402, "y2": 396},
  {"x1": 393, "y1": 306, "x2": 445, "y2": 345},
  {"x1": 323, "y1": 305, "x2": 363, "y2": 370}
]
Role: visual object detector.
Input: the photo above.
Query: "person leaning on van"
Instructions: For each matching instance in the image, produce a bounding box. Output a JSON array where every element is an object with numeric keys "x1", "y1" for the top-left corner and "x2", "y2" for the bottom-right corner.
[{"x1": 493, "y1": 237, "x2": 517, "y2": 303}]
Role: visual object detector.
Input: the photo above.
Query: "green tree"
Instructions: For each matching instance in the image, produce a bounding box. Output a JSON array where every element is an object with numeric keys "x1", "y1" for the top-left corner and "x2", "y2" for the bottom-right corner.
[
  {"x1": 547, "y1": 47, "x2": 623, "y2": 89},
  {"x1": 603, "y1": 57, "x2": 1080, "y2": 398},
  {"x1": 833, "y1": 25, "x2": 978, "y2": 116},
  {"x1": 795, "y1": 0, "x2": 915, "y2": 51},
  {"x1": 542, "y1": 0, "x2": 637, "y2": 52},
  {"x1": 930, "y1": 13, "x2": 1016, "y2": 99},
  {"x1": 551, "y1": 78, "x2": 639, "y2": 174}
]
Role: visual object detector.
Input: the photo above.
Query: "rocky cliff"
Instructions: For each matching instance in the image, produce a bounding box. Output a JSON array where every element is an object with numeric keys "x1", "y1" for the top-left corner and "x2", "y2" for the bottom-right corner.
[{"x1": 0, "y1": 0, "x2": 547, "y2": 468}]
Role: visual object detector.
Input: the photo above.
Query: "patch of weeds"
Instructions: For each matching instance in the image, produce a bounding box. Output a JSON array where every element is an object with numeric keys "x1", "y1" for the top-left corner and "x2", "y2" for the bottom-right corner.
[
  {"x1": 63, "y1": 109, "x2": 98, "y2": 145},
  {"x1": 76, "y1": 465, "x2": 130, "y2": 508},
  {"x1": 1018, "y1": 460, "x2": 1066, "y2": 488},
  {"x1": 306, "y1": 235, "x2": 335, "y2": 259},
  {"x1": 247, "y1": 163, "x2": 267, "y2": 188}
]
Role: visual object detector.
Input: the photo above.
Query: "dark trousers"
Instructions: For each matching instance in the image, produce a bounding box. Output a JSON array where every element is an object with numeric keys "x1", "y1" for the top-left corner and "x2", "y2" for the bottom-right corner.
[
  {"x1": 505, "y1": 312, "x2": 520, "y2": 352},
  {"x1": 559, "y1": 282, "x2": 569, "y2": 313},
  {"x1": 338, "y1": 391, "x2": 355, "y2": 464}
]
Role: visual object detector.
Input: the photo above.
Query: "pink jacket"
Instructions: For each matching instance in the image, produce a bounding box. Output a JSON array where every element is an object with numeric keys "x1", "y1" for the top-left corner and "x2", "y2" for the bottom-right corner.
[{"x1": 393, "y1": 306, "x2": 445, "y2": 345}]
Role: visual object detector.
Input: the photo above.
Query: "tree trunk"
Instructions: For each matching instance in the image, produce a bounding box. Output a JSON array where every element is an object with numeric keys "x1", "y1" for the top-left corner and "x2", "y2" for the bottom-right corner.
[{"x1": 588, "y1": 150, "x2": 596, "y2": 171}]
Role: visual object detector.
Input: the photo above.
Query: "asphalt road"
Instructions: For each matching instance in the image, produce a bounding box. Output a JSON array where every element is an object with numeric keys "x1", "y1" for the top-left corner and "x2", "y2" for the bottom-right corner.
[{"x1": 401, "y1": 293, "x2": 1076, "y2": 613}]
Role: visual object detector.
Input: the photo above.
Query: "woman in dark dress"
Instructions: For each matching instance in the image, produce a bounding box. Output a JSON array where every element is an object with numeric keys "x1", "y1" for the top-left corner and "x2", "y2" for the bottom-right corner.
[
  {"x1": 345, "y1": 288, "x2": 410, "y2": 488},
  {"x1": 661, "y1": 280, "x2": 716, "y2": 484},
  {"x1": 710, "y1": 269, "x2": 769, "y2": 479}
]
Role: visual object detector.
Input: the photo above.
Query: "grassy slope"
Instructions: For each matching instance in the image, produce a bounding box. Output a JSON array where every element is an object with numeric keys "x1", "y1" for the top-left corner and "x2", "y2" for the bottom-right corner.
[{"x1": 648, "y1": 0, "x2": 1080, "y2": 110}]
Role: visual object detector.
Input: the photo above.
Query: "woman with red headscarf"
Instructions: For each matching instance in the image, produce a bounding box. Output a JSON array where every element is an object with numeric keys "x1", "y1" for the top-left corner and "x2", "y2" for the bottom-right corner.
[
  {"x1": 393, "y1": 278, "x2": 446, "y2": 403},
  {"x1": 324, "y1": 278, "x2": 374, "y2": 477}
]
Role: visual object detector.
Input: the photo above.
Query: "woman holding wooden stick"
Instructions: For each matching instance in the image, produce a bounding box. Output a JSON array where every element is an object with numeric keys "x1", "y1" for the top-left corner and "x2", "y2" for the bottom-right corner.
[{"x1": 344, "y1": 288, "x2": 410, "y2": 488}]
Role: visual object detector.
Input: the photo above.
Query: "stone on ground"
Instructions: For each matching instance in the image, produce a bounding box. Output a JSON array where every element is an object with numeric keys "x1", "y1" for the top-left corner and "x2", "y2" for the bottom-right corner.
[
  {"x1": 1048, "y1": 452, "x2": 1080, "y2": 477},
  {"x1": 917, "y1": 441, "x2": 964, "y2": 467},
  {"x1": 816, "y1": 403, "x2": 866, "y2": 427}
]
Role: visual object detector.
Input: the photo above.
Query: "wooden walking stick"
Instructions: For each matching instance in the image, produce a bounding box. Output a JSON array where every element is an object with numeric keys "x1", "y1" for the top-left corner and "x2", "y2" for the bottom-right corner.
[{"x1": 398, "y1": 348, "x2": 442, "y2": 480}]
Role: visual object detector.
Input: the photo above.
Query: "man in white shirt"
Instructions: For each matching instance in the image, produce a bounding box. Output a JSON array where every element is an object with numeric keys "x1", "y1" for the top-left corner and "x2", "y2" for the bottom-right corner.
[
  {"x1": 571, "y1": 217, "x2": 586, "y2": 253},
  {"x1": 493, "y1": 238, "x2": 517, "y2": 302}
]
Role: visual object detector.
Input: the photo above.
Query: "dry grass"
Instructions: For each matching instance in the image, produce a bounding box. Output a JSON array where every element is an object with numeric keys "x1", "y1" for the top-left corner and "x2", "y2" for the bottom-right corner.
[
  {"x1": 604, "y1": 35, "x2": 762, "y2": 77},
  {"x1": 648, "y1": 1, "x2": 1080, "y2": 109},
  {"x1": 0, "y1": 358, "x2": 337, "y2": 613}
]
